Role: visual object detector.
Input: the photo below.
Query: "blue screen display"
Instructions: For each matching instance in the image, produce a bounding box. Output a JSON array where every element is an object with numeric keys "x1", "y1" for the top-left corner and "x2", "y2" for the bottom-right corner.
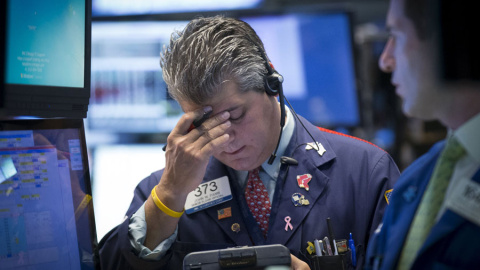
[
  {"x1": 243, "y1": 13, "x2": 360, "y2": 127},
  {"x1": 92, "y1": 0, "x2": 263, "y2": 16},
  {"x1": 0, "y1": 119, "x2": 95, "y2": 270},
  {"x1": 5, "y1": 0, "x2": 85, "y2": 88}
]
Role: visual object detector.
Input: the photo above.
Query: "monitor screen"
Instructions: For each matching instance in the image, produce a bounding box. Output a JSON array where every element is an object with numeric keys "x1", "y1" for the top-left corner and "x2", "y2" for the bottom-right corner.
[
  {"x1": 1, "y1": 0, "x2": 91, "y2": 118},
  {"x1": 88, "y1": 21, "x2": 188, "y2": 132},
  {"x1": 87, "y1": 12, "x2": 359, "y2": 132},
  {"x1": 92, "y1": 0, "x2": 264, "y2": 16},
  {"x1": 0, "y1": 119, "x2": 98, "y2": 270},
  {"x1": 243, "y1": 13, "x2": 360, "y2": 127}
]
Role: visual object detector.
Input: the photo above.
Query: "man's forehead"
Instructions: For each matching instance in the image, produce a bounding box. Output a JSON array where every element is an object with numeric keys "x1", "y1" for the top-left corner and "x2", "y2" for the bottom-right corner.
[
  {"x1": 180, "y1": 89, "x2": 245, "y2": 114},
  {"x1": 386, "y1": 0, "x2": 406, "y2": 30}
]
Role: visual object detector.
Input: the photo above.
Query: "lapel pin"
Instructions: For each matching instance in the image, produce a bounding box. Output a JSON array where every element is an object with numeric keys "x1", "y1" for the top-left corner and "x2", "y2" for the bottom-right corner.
[
  {"x1": 231, "y1": 223, "x2": 241, "y2": 233},
  {"x1": 297, "y1": 174, "x2": 312, "y2": 191},
  {"x1": 306, "y1": 142, "x2": 326, "y2": 156},
  {"x1": 384, "y1": 189, "x2": 393, "y2": 205},
  {"x1": 292, "y1": 193, "x2": 310, "y2": 206},
  {"x1": 403, "y1": 186, "x2": 417, "y2": 203},
  {"x1": 284, "y1": 216, "x2": 293, "y2": 231},
  {"x1": 218, "y1": 207, "x2": 232, "y2": 220}
]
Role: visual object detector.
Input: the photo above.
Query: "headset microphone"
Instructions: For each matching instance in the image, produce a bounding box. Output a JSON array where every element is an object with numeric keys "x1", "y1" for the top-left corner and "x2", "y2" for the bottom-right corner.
[
  {"x1": 267, "y1": 81, "x2": 285, "y2": 165},
  {"x1": 280, "y1": 156, "x2": 299, "y2": 166}
]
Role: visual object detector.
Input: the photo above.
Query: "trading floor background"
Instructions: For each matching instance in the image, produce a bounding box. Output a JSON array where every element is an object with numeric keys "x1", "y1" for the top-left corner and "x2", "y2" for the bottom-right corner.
[{"x1": 84, "y1": 0, "x2": 447, "y2": 240}]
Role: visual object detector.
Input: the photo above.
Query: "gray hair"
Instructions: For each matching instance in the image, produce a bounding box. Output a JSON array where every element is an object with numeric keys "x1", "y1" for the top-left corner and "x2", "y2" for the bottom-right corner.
[{"x1": 160, "y1": 16, "x2": 268, "y2": 104}]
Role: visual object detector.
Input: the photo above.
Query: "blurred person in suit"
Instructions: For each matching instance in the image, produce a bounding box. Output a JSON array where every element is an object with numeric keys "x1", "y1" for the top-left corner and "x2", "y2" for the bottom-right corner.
[{"x1": 365, "y1": 0, "x2": 480, "y2": 269}]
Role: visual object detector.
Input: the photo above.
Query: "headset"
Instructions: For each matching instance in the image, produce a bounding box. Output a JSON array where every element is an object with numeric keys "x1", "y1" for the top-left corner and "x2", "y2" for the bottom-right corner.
[
  {"x1": 252, "y1": 41, "x2": 286, "y2": 164},
  {"x1": 259, "y1": 50, "x2": 284, "y2": 98},
  {"x1": 250, "y1": 38, "x2": 320, "y2": 165}
]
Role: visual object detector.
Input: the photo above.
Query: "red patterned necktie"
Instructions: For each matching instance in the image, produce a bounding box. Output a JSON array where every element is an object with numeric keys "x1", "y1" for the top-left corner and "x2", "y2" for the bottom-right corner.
[{"x1": 244, "y1": 167, "x2": 271, "y2": 238}]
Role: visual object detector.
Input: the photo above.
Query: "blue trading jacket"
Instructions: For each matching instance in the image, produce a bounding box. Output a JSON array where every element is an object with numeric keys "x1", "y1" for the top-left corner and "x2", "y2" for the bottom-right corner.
[
  {"x1": 365, "y1": 140, "x2": 480, "y2": 270},
  {"x1": 99, "y1": 115, "x2": 399, "y2": 270}
]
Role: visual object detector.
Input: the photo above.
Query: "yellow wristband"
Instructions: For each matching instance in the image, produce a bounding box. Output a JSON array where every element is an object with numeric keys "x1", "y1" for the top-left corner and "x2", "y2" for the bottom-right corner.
[{"x1": 151, "y1": 186, "x2": 184, "y2": 218}]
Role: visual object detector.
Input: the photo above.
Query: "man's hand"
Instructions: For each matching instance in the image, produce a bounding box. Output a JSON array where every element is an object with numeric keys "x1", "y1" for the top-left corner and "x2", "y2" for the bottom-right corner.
[
  {"x1": 144, "y1": 106, "x2": 231, "y2": 249},
  {"x1": 290, "y1": 254, "x2": 310, "y2": 270},
  {"x1": 160, "y1": 107, "x2": 231, "y2": 203}
]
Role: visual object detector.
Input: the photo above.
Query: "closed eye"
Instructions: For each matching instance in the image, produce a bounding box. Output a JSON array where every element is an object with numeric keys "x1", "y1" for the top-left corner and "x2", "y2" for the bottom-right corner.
[{"x1": 229, "y1": 111, "x2": 245, "y2": 123}]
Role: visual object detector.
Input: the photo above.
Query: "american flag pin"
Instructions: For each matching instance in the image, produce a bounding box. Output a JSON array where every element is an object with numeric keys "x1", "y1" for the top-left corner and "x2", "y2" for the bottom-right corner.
[{"x1": 218, "y1": 207, "x2": 232, "y2": 220}]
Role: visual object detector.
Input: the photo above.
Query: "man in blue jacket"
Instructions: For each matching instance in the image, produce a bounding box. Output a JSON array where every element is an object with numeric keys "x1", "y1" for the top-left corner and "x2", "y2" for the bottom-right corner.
[
  {"x1": 365, "y1": 0, "x2": 480, "y2": 269},
  {"x1": 99, "y1": 16, "x2": 399, "y2": 269}
]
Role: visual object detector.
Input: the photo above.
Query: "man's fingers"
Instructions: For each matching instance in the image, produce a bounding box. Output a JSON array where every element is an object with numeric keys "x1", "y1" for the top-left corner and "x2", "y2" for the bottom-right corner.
[
  {"x1": 201, "y1": 133, "x2": 231, "y2": 156},
  {"x1": 171, "y1": 106, "x2": 213, "y2": 136},
  {"x1": 194, "y1": 108, "x2": 229, "y2": 132},
  {"x1": 188, "y1": 110, "x2": 230, "y2": 141},
  {"x1": 195, "y1": 118, "x2": 231, "y2": 156},
  {"x1": 166, "y1": 108, "x2": 230, "y2": 157},
  {"x1": 201, "y1": 111, "x2": 230, "y2": 130}
]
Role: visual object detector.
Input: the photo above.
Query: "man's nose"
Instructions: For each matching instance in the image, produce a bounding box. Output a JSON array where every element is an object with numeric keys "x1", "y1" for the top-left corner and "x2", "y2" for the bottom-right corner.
[{"x1": 379, "y1": 37, "x2": 395, "y2": 73}]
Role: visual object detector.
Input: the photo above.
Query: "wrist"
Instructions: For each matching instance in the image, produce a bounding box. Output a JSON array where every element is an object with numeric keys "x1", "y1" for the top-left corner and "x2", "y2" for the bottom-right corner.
[
  {"x1": 151, "y1": 185, "x2": 185, "y2": 218},
  {"x1": 156, "y1": 175, "x2": 191, "y2": 204}
]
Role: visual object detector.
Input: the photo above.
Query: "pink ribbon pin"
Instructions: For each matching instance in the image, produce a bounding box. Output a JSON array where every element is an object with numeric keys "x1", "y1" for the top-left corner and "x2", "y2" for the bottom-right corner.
[{"x1": 284, "y1": 216, "x2": 293, "y2": 231}]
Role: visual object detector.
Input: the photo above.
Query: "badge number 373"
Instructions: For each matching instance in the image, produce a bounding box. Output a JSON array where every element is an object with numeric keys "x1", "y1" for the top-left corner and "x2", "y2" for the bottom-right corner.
[
  {"x1": 193, "y1": 181, "x2": 218, "y2": 197},
  {"x1": 184, "y1": 176, "x2": 233, "y2": 214}
]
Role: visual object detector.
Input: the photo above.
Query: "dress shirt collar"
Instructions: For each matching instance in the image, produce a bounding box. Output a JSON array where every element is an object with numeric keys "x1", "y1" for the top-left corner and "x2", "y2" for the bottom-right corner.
[{"x1": 454, "y1": 112, "x2": 480, "y2": 163}]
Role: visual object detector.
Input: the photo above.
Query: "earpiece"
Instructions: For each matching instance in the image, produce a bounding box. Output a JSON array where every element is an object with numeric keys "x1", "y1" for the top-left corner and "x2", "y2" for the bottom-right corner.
[{"x1": 257, "y1": 48, "x2": 284, "y2": 96}]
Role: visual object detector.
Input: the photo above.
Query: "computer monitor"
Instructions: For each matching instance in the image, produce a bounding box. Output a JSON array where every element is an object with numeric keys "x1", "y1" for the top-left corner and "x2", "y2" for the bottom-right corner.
[
  {"x1": 87, "y1": 12, "x2": 359, "y2": 132},
  {"x1": 0, "y1": 119, "x2": 98, "y2": 270},
  {"x1": 0, "y1": 1, "x2": 5, "y2": 109},
  {"x1": 243, "y1": 12, "x2": 361, "y2": 127},
  {"x1": 92, "y1": 0, "x2": 264, "y2": 16},
  {"x1": 1, "y1": 0, "x2": 91, "y2": 118},
  {"x1": 88, "y1": 21, "x2": 188, "y2": 132}
]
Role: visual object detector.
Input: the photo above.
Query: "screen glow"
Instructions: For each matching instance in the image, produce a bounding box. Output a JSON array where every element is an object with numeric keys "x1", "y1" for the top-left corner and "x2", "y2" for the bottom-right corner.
[{"x1": 5, "y1": 0, "x2": 85, "y2": 88}]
